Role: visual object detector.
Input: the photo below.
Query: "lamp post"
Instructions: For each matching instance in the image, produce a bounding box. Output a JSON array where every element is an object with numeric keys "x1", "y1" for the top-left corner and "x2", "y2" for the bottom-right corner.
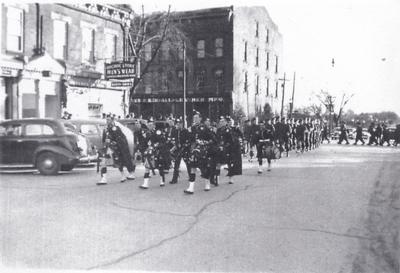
[{"x1": 183, "y1": 41, "x2": 187, "y2": 128}]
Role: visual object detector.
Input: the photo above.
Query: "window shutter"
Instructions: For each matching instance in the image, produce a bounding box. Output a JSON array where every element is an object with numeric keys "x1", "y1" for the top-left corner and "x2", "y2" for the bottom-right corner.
[{"x1": 64, "y1": 22, "x2": 69, "y2": 60}]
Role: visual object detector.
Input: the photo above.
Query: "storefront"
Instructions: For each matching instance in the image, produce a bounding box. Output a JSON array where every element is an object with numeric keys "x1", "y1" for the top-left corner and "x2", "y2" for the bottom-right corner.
[
  {"x1": 65, "y1": 76, "x2": 128, "y2": 119},
  {"x1": 0, "y1": 59, "x2": 23, "y2": 120},
  {"x1": 17, "y1": 53, "x2": 65, "y2": 119},
  {"x1": 130, "y1": 94, "x2": 232, "y2": 120}
]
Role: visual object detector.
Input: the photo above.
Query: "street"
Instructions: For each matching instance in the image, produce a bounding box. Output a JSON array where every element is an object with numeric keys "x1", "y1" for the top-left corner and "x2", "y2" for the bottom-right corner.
[{"x1": 0, "y1": 144, "x2": 399, "y2": 272}]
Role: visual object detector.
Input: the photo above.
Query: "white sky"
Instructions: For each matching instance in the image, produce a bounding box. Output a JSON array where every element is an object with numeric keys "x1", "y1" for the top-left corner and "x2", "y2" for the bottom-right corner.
[{"x1": 129, "y1": 0, "x2": 400, "y2": 115}]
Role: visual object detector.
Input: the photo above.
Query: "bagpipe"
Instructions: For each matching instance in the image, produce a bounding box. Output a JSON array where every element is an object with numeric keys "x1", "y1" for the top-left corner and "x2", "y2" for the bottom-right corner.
[
  {"x1": 189, "y1": 139, "x2": 210, "y2": 166},
  {"x1": 258, "y1": 139, "x2": 281, "y2": 159}
]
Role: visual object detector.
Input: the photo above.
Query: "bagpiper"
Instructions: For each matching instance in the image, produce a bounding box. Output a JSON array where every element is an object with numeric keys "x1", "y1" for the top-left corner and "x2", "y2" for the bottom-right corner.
[
  {"x1": 139, "y1": 118, "x2": 171, "y2": 189},
  {"x1": 252, "y1": 119, "x2": 275, "y2": 173},
  {"x1": 184, "y1": 112, "x2": 216, "y2": 194},
  {"x1": 97, "y1": 115, "x2": 135, "y2": 185}
]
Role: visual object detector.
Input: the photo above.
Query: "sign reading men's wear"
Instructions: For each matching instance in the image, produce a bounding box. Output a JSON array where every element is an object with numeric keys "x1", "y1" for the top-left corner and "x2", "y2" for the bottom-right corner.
[{"x1": 105, "y1": 61, "x2": 136, "y2": 80}]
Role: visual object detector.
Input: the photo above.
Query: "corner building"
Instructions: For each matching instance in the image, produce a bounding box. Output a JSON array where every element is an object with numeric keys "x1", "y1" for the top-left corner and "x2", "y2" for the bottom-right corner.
[
  {"x1": 0, "y1": 3, "x2": 133, "y2": 120},
  {"x1": 132, "y1": 6, "x2": 283, "y2": 120}
]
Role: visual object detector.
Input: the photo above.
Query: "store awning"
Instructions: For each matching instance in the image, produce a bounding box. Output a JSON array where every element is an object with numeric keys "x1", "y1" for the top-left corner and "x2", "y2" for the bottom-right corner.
[{"x1": 0, "y1": 58, "x2": 24, "y2": 77}]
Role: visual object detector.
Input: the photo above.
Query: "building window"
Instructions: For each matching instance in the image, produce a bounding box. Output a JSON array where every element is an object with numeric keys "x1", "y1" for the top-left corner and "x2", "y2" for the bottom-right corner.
[
  {"x1": 266, "y1": 28, "x2": 269, "y2": 44},
  {"x1": 161, "y1": 71, "x2": 168, "y2": 91},
  {"x1": 215, "y1": 69, "x2": 224, "y2": 93},
  {"x1": 244, "y1": 72, "x2": 248, "y2": 93},
  {"x1": 275, "y1": 55, "x2": 279, "y2": 73},
  {"x1": 160, "y1": 43, "x2": 169, "y2": 61},
  {"x1": 215, "y1": 38, "x2": 223, "y2": 57},
  {"x1": 53, "y1": 20, "x2": 68, "y2": 60},
  {"x1": 105, "y1": 33, "x2": 117, "y2": 61},
  {"x1": 7, "y1": 7, "x2": 24, "y2": 52},
  {"x1": 197, "y1": 40, "x2": 205, "y2": 59},
  {"x1": 256, "y1": 21, "x2": 259, "y2": 37},
  {"x1": 266, "y1": 52, "x2": 269, "y2": 71},
  {"x1": 195, "y1": 68, "x2": 206, "y2": 90},
  {"x1": 144, "y1": 72, "x2": 152, "y2": 94},
  {"x1": 255, "y1": 75, "x2": 259, "y2": 94},
  {"x1": 144, "y1": 43, "x2": 152, "y2": 62},
  {"x1": 275, "y1": 80, "x2": 278, "y2": 98},
  {"x1": 266, "y1": 78, "x2": 270, "y2": 97},
  {"x1": 82, "y1": 27, "x2": 95, "y2": 63},
  {"x1": 256, "y1": 48, "x2": 259, "y2": 67},
  {"x1": 244, "y1": 42, "x2": 247, "y2": 62}
]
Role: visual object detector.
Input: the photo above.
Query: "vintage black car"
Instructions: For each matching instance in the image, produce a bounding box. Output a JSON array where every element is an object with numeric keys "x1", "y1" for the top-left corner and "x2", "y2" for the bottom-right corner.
[{"x1": 0, "y1": 119, "x2": 84, "y2": 175}]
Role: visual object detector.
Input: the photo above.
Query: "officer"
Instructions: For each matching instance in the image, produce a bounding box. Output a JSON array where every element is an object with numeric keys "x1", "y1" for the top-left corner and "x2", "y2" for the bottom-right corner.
[
  {"x1": 168, "y1": 118, "x2": 191, "y2": 184},
  {"x1": 353, "y1": 121, "x2": 365, "y2": 145},
  {"x1": 97, "y1": 115, "x2": 135, "y2": 185},
  {"x1": 338, "y1": 121, "x2": 350, "y2": 144},
  {"x1": 139, "y1": 118, "x2": 171, "y2": 189},
  {"x1": 184, "y1": 112, "x2": 216, "y2": 194}
]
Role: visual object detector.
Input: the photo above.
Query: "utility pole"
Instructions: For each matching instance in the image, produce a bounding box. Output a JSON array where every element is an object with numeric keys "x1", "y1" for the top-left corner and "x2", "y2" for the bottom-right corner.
[
  {"x1": 289, "y1": 71, "x2": 296, "y2": 118},
  {"x1": 279, "y1": 73, "x2": 290, "y2": 118},
  {"x1": 183, "y1": 41, "x2": 187, "y2": 128}
]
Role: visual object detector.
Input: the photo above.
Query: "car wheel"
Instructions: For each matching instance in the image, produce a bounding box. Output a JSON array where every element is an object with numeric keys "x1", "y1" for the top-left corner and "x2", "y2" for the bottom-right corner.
[
  {"x1": 37, "y1": 152, "x2": 60, "y2": 175},
  {"x1": 61, "y1": 164, "x2": 74, "y2": 171}
]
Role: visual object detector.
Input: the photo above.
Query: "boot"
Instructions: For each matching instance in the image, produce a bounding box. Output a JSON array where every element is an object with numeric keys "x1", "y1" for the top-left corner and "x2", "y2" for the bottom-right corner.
[
  {"x1": 127, "y1": 172, "x2": 135, "y2": 180},
  {"x1": 205, "y1": 180, "x2": 211, "y2": 191},
  {"x1": 258, "y1": 166, "x2": 263, "y2": 174},
  {"x1": 184, "y1": 182, "x2": 195, "y2": 194},
  {"x1": 160, "y1": 172, "x2": 165, "y2": 187},
  {"x1": 169, "y1": 172, "x2": 178, "y2": 184},
  {"x1": 140, "y1": 176, "x2": 149, "y2": 189},
  {"x1": 97, "y1": 174, "x2": 107, "y2": 185},
  {"x1": 120, "y1": 171, "x2": 126, "y2": 183},
  {"x1": 228, "y1": 176, "x2": 234, "y2": 184}
]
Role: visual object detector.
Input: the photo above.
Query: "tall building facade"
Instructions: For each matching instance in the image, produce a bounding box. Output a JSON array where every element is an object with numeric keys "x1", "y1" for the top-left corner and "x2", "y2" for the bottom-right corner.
[
  {"x1": 132, "y1": 6, "x2": 283, "y2": 121},
  {"x1": 0, "y1": 3, "x2": 133, "y2": 120}
]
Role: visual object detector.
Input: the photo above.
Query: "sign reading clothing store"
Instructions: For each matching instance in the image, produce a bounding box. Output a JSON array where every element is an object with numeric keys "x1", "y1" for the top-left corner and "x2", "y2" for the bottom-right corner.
[
  {"x1": 105, "y1": 61, "x2": 136, "y2": 80},
  {"x1": 132, "y1": 97, "x2": 225, "y2": 103}
]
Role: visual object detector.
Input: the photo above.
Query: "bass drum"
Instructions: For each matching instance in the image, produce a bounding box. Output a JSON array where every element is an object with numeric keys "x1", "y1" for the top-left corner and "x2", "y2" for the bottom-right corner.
[{"x1": 115, "y1": 121, "x2": 135, "y2": 157}]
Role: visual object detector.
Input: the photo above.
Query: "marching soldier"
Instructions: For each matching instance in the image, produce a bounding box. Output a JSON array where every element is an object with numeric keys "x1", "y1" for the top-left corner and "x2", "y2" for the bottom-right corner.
[
  {"x1": 295, "y1": 119, "x2": 306, "y2": 153},
  {"x1": 97, "y1": 116, "x2": 135, "y2": 185},
  {"x1": 380, "y1": 123, "x2": 391, "y2": 146},
  {"x1": 253, "y1": 119, "x2": 275, "y2": 173},
  {"x1": 338, "y1": 121, "x2": 350, "y2": 144},
  {"x1": 353, "y1": 121, "x2": 365, "y2": 145},
  {"x1": 367, "y1": 122, "x2": 378, "y2": 145},
  {"x1": 139, "y1": 119, "x2": 171, "y2": 189},
  {"x1": 184, "y1": 112, "x2": 216, "y2": 194},
  {"x1": 394, "y1": 124, "x2": 400, "y2": 146},
  {"x1": 375, "y1": 123, "x2": 383, "y2": 145},
  {"x1": 168, "y1": 118, "x2": 192, "y2": 184},
  {"x1": 321, "y1": 121, "x2": 330, "y2": 144}
]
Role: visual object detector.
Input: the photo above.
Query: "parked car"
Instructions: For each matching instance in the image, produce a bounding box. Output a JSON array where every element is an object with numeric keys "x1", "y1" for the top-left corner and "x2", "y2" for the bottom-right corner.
[
  {"x1": 0, "y1": 118, "x2": 86, "y2": 175},
  {"x1": 118, "y1": 118, "x2": 144, "y2": 134},
  {"x1": 63, "y1": 119, "x2": 135, "y2": 156}
]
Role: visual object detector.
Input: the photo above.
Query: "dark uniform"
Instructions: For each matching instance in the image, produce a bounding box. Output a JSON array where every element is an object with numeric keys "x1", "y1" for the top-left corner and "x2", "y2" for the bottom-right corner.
[
  {"x1": 139, "y1": 120, "x2": 171, "y2": 189},
  {"x1": 394, "y1": 124, "x2": 400, "y2": 146},
  {"x1": 252, "y1": 120, "x2": 275, "y2": 173},
  {"x1": 295, "y1": 119, "x2": 306, "y2": 152},
  {"x1": 98, "y1": 117, "x2": 135, "y2": 185},
  {"x1": 168, "y1": 119, "x2": 192, "y2": 184},
  {"x1": 353, "y1": 123, "x2": 365, "y2": 145},
  {"x1": 321, "y1": 123, "x2": 330, "y2": 144},
  {"x1": 367, "y1": 123, "x2": 378, "y2": 145},
  {"x1": 338, "y1": 122, "x2": 350, "y2": 144},
  {"x1": 184, "y1": 114, "x2": 216, "y2": 194},
  {"x1": 380, "y1": 124, "x2": 391, "y2": 146}
]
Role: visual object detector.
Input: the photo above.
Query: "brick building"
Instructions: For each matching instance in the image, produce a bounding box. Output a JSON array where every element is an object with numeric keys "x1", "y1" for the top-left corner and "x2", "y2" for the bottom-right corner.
[
  {"x1": 132, "y1": 6, "x2": 283, "y2": 121},
  {"x1": 0, "y1": 3, "x2": 133, "y2": 120}
]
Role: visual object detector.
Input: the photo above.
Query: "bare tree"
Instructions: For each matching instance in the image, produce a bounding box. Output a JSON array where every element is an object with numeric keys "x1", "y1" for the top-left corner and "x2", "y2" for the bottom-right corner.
[{"x1": 127, "y1": 6, "x2": 191, "y2": 108}]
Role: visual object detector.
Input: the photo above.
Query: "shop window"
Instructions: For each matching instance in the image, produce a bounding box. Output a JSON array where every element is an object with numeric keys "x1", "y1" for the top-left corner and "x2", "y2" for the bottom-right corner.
[
  {"x1": 1, "y1": 124, "x2": 22, "y2": 136},
  {"x1": 7, "y1": 6, "x2": 24, "y2": 52}
]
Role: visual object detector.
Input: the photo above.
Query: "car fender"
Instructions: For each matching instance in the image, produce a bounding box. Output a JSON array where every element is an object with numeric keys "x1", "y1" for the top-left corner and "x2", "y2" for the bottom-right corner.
[{"x1": 33, "y1": 145, "x2": 79, "y2": 165}]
